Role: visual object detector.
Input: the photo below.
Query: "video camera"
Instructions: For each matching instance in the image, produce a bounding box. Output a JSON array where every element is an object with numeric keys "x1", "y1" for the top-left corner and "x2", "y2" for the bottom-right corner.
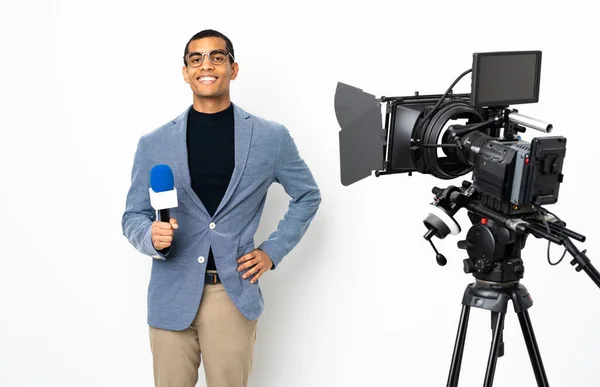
[
  {"x1": 335, "y1": 50, "x2": 600, "y2": 387},
  {"x1": 337, "y1": 51, "x2": 564, "y2": 213},
  {"x1": 334, "y1": 50, "x2": 594, "y2": 275}
]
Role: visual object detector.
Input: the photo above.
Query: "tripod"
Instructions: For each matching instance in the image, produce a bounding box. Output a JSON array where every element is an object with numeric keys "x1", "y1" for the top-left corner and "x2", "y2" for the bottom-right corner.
[
  {"x1": 427, "y1": 205, "x2": 600, "y2": 387},
  {"x1": 439, "y1": 210, "x2": 550, "y2": 387},
  {"x1": 446, "y1": 279, "x2": 546, "y2": 387},
  {"x1": 423, "y1": 183, "x2": 600, "y2": 386}
]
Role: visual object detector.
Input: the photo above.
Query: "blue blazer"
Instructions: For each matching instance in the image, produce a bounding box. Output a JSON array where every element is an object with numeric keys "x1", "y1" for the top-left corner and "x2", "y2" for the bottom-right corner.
[{"x1": 121, "y1": 103, "x2": 321, "y2": 330}]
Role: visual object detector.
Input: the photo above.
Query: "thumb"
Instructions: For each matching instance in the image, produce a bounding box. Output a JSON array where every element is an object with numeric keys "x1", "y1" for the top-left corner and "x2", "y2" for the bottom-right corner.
[{"x1": 170, "y1": 218, "x2": 179, "y2": 229}]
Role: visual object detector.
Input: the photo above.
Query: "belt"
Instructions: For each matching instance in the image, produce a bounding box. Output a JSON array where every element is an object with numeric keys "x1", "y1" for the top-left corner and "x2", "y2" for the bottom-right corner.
[{"x1": 205, "y1": 271, "x2": 221, "y2": 284}]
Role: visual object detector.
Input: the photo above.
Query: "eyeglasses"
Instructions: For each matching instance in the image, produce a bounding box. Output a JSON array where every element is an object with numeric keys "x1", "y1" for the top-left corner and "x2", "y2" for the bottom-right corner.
[{"x1": 184, "y1": 49, "x2": 235, "y2": 67}]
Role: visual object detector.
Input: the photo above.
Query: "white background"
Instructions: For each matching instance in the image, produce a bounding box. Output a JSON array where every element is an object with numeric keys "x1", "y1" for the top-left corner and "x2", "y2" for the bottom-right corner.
[{"x1": 1, "y1": 0, "x2": 599, "y2": 386}]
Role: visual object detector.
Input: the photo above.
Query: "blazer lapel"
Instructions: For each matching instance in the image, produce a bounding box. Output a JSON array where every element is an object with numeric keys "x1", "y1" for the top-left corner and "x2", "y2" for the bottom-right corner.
[
  {"x1": 166, "y1": 103, "x2": 252, "y2": 219},
  {"x1": 168, "y1": 106, "x2": 210, "y2": 217},
  {"x1": 214, "y1": 104, "x2": 252, "y2": 217}
]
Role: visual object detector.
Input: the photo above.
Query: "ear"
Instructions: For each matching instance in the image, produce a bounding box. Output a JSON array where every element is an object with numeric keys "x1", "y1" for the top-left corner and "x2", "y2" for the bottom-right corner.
[
  {"x1": 230, "y1": 62, "x2": 239, "y2": 80},
  {"x1": 182, "y1": 66, "x2": 190, "y2": 84}
]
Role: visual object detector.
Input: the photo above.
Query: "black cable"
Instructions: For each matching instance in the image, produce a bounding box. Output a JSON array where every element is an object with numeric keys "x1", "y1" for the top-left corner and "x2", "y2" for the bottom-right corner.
[
  {"x1": 414, "y1": 68, "x2": 473, "y2": 134},
  {"x1": 410, "y1": 68, "x2": 475, "y2": 179},
  {"x1": 450, "y1": 118, "x2": 497, "y2": 136},
  {"x1": 534, "y1": 207, "x2": 568, "y2": 266}
]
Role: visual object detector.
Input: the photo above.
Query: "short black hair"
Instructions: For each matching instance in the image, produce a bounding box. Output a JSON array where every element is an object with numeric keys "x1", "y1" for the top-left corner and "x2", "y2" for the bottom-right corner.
[{"x1": 183, "y1": 29, "x2": 235, "y2": 66}]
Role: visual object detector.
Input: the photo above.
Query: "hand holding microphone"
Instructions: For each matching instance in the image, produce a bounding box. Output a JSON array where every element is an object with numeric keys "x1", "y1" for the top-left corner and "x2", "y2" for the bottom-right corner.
[
  {"x1": 152, "y1": 218, "x2": 178, "y2": 250},
  {"x1": 149, "y1": 165, "x2": 179, "y2": 251}
]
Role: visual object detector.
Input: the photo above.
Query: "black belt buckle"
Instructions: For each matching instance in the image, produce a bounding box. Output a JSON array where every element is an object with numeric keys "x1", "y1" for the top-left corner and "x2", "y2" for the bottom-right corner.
[{"x1": 206, "y1": 272, "x2": 220, "y2": 284}]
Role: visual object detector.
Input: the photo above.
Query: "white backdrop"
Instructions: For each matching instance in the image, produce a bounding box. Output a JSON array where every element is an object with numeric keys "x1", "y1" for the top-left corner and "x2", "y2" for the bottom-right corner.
[{"x1": 1, "y1": 0, "x2": 599, "y2": 386}]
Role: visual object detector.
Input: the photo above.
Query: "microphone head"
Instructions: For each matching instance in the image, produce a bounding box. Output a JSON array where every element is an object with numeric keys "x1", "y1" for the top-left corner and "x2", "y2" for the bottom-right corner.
[{"x1": 150, "y1": 164, "x2": 174, "y2": 193}]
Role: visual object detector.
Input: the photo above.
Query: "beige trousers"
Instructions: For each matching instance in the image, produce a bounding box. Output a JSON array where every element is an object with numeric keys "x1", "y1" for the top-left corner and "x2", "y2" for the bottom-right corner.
[{"x1": 149, "y1": 282, "x2": 258, "y2": 387}]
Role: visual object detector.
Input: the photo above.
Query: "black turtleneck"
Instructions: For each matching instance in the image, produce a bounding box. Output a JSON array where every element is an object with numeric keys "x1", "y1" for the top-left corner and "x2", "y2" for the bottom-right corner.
[{"x1": 186, "y1": 103, "x2": 235, "y2": 271}]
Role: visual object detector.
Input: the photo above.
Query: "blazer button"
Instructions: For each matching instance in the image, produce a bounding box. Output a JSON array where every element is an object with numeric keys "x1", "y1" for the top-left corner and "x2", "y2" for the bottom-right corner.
[
  {"x1": 197, "y1": 256, "x2": 205, "y2": 264},
  {"x1": 209, "y1": 222, "x2": 216, "y2": 230}
]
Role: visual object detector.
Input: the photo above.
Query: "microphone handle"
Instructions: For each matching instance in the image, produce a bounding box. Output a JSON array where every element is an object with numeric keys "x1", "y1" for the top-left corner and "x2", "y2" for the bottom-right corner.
[{"x1": 159, "y1": 208, "x2": 170, "y2": 222}]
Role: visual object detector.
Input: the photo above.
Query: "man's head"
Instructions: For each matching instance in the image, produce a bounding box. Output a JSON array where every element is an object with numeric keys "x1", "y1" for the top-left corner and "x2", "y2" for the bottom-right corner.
[{"x1": 182, "y1": 29, "x2": 239, "y2": 111}]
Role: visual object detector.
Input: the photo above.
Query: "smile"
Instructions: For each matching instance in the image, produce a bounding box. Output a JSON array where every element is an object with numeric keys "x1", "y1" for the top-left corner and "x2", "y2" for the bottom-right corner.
[{"x1": 197, "y1": 76, "x2": 217, "y2": 84}]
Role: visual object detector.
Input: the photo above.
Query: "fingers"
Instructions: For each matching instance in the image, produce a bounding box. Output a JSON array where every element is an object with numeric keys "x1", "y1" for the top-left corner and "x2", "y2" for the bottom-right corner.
[
  {"x1": 154, "y1": 235, "x2": 173, "y2": 243},
  {"x1": 153, "y1": 240, "x2": 170, "y2": 251},
  {"x1": 237, "y1": 251, "x2": 256, "y2": 264},
  {"x1": 250, "y1": 269, "x2": 265, "y2": 284},
  {"x1": 156, "y1": 221, "x2": 174, "y2": 230},
  {"x1": 153, "y1": 222, "x2": 175, "y2": 235},
  {"x1": 154, "y1": 241, "x2": 171, "y2": 250},
  {"x1": 237, "y1": 250, "x2": 269, "y2": 283},
  {"x1": 240, "y1": 262, "x2": 264, "y2": 284},
  {"x1": 237, "y1": 257, "x2": 257, "y2": 272},
  {"x1": 152, "y1": 233, "x2": 173, "y2": 248},
  {"x1": 242, "y1": 263, "x2": 260, "y2": 279},
  {"x1": 152, "y1": 219, "x2": 177, "y2": 250},
  {"x1": 155, "y1": 229, "x2": 174, "y2": 238}
]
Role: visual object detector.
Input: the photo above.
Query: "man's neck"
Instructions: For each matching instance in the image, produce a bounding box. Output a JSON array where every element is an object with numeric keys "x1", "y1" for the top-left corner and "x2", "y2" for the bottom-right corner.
[{"x1": 192, "y1": 96, "x2": 231, "y2": 114}]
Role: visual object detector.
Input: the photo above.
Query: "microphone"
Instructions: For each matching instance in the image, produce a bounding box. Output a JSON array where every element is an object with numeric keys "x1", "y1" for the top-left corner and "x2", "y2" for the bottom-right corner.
[{"x1": 149, "y1": 164, "x2": 178, "y2": 222}]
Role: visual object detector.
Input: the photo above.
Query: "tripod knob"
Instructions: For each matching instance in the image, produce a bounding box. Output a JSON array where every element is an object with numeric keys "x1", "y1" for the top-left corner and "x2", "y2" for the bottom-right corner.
[
  {"x1": 458, "y1": 239, "x2": 474, "y2": 250},
  {"x1": 475, "y1": 258, "x2": 493, "y2": 273},
  {"x1": 514, "y1": 264, "x2": 525, "y2": 275},
  {"x1": 570, "y1": 249, "x2": 587, "y2": 271},
  {"x1": 463, "y1": 259, "x2": 476, "y2": 274}
]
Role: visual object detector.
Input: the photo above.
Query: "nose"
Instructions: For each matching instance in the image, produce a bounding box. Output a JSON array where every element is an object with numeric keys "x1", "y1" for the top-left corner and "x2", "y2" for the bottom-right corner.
[{"x1": 200, "y1": 54, "x2": 214, "y2": 70}]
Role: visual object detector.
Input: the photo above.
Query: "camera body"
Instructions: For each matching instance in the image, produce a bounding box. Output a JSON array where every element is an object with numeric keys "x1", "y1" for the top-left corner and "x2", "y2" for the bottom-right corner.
[
  {"x1": 460, "y1": 126, "x2": 566, "y2": 216},
  {"x1": 378, "y1": 95, "x2": 566, "y2": 216}
]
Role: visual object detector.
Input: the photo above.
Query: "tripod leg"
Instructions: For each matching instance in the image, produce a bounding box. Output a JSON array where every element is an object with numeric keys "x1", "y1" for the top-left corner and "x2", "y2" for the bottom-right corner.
[
  {"x1": 447, "y1": 305, "x2": 471, "y2": 387},
  {"x1": 483, "y1": 312, "x2": 506, "y2": 387},
  {"x1": 491, "y1": 312, "x2": 504, "y2": 357},
  {"x1": 517, "y1": 310, "x2": 550, "y2": 387}
]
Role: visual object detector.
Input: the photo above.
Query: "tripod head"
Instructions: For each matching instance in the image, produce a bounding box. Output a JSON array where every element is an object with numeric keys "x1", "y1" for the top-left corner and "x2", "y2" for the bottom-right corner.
[{"x1": 423, "y1": 181, "x2": 600, "y2": 288}]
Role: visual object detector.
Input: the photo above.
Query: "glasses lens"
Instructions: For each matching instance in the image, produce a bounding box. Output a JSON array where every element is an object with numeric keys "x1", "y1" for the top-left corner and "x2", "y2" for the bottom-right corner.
[
  {"x1": 209, "y1": 50, "x2": 228, "y2": 65},
  {"x1": 187, "y1": 54, "x2": 203, "y2": 67}
]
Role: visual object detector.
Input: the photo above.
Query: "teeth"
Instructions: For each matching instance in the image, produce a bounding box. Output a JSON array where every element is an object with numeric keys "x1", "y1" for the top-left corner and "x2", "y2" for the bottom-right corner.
[{"x1": 199, "y1": 77, "x2": 216, "y2": 81}]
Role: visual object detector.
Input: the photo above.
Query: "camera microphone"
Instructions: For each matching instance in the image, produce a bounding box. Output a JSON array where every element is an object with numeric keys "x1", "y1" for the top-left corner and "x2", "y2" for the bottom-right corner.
[{"x1": 149, "y1": 164, "x2": 178, "y2": 222}]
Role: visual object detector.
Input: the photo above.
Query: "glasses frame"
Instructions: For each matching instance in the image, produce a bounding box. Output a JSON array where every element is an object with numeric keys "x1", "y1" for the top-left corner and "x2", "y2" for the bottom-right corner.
[{"x1": 184, "y1": 49, "x2": 235, "y2": 67}]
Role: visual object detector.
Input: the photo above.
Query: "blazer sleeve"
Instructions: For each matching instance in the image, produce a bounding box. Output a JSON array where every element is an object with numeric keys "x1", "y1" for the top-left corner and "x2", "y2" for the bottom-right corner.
[
  {"x1": 121, "y1": 136, "x2": 170, "y2": 259},
  {"x1": 258, "y1": 126, "x2": 321, "y2": 268}
]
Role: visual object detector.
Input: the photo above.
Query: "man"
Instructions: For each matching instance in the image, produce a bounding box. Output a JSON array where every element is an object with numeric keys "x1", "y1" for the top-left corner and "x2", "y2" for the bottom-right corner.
[{"x1": 121, "y1": 29, "x2": 321, "y2": 387}]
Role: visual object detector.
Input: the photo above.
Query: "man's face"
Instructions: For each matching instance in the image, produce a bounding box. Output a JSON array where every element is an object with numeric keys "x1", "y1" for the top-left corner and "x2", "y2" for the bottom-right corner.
[{"x1": 182, "y1": 37, "x2": 238, "y2": 101}]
